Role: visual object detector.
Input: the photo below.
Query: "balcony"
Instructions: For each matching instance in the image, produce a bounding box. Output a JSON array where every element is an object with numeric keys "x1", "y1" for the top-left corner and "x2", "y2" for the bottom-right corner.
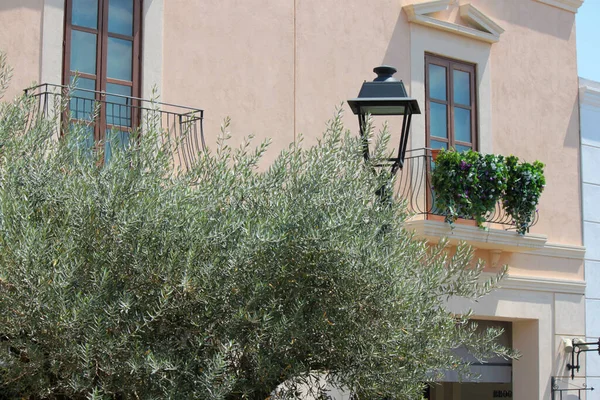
[
  {"x1": 396, "y1": 148, "x2": 546, "y2": 251},
  {"x1": 24, "y1": 83, "x2": 205, "y2": 170}
]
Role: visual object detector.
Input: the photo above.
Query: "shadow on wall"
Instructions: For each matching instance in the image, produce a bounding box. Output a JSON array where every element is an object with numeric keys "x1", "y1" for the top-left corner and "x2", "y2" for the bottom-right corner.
[
  {"x1": 479, "y1": 0, "x2": 574, "y2": 41},
  {"x1": 381, "y1": 11, "x2": 411, "y2": 75},
  {"x1": 0, "y1": 0, "x2": 44, "y2": 11},
  {"x1": 564, "y1": 96, "x2": 580, "y2": 149}
]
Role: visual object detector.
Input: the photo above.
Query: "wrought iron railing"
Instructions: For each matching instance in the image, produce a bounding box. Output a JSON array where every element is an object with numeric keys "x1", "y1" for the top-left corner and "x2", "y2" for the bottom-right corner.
[
  {"x1": 24, "y1": 83, "x2": 205, "y2": 170},
  {"x1": 396, "y1": 148, "x2": 539, "y2": 231}
]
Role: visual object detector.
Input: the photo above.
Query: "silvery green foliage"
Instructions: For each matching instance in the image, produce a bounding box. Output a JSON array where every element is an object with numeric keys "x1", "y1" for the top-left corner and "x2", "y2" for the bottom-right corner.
[{"x1": 0, "y1": 64, "x2": 513, "y2": 399}]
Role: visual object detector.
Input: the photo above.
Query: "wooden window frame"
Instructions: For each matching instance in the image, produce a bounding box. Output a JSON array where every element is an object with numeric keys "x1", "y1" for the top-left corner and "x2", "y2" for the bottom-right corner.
[
  {"x1": 62, "y1": 0, "x2": 142, "y2": 141},
  {"x1": 425, "y1": 53, "x2": 477, "y2": 151}
]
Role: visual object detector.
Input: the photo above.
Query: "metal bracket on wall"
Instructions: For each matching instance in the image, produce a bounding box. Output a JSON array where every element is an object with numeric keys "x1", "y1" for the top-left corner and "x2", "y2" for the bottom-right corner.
[
  {"x1": 567, "y1": 338, "x2": 600, "y2": 379},
  {"x1": 551, "y1": 377, "x2": 594, "y2": 400}
]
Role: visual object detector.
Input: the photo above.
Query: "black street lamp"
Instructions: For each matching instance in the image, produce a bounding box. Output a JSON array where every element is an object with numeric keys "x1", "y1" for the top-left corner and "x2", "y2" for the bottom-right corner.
[{"x1": 347, "y1": 65, "x2": 420, "y2": 175}]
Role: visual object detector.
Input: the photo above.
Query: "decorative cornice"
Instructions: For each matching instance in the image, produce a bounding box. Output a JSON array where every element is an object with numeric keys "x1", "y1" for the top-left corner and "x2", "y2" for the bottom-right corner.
[
  {"x1": 534, "y1": 0, "x2": 584, "y2": 13},
  {"x1": 404, "y1": 219, "x2": 548, "y2": 252},
  {"x1": 459, "y1": 4, "x2": 505, "y2": 36},
  {"x1": 498, "y1": 274, "x2": 586, "y2": 295},
  {"x1": 403, "y1": 1, "x2": 503, "y2": 44},
  {"x1": 405, "y1": 0, "x2": 451, "y2": 15},
  {"x1": 580, "y1": 83, "x2": 600, "y2": 109},
  {"x1": 520, "y1": 243, "x2": 586, "y2": 260},
  {"x1": 405, "y1": 219, "x2": 586, "y2": 261}
]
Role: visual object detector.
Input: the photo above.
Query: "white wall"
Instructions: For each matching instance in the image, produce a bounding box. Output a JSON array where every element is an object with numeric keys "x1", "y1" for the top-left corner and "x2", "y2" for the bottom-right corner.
[{"x1": 580, "y1": 77, "x2": 600, "y2": 395}]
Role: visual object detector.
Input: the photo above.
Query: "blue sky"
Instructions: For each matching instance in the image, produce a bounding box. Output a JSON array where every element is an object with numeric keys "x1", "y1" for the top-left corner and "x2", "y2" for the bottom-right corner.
[{"x1": 577, "y1": 0, "x2": 600, "y2": 81}]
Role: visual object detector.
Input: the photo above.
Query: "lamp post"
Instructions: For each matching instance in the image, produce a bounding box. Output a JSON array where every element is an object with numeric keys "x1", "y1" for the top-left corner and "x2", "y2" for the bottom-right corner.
[{"x1": 347, "y1": 65, "x2": 420, "y2": 175}]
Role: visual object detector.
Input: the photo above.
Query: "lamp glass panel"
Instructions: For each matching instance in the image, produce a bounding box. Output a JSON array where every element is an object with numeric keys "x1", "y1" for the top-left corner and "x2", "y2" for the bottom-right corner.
[{"x1": 361, "y1": 105, "x2": 406, "y2": 115}]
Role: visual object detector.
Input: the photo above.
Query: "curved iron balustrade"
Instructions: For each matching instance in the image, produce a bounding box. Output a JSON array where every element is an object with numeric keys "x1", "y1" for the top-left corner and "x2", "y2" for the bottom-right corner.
[
  {"x1": 24, "y1": 83, "x2": 205, "y2": 171},
  {"x1": 395, "y1": 147, "x2": 539, "y2": 231}
]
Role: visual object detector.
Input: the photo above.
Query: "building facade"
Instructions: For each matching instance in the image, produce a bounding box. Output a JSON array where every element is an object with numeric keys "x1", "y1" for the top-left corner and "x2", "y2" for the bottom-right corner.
[
  {"x1": 0, "y1": 0, "x2": 588, "y2": 399},
  {"x1": 580, "y1": 78, "x2": 600, "y2": 398}
]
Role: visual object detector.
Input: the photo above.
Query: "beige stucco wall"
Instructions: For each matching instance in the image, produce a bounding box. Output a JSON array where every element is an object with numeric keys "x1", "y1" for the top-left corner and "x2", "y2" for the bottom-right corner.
[
  {"x1": 480, "y1": 0, "x2": 582, "y2": 246},
  {"x1": 0, "y1": 0, "x2": 43, "y2": 100},
  {"x1": 0, "y1": 0, "x2": 583, "y2": 248},
  {"x1": 161, "y1": 0, "x2": 410, "y2": 162},
  {"x1": 0, "y1": 1, "x2": 583, "y2": 245},
  {"x1": 161, "y1": 0, "x2": 581, "y2": 245},
  {"x1": 0, "y1": 0, "x2": 583, "y2": 278},
  {"x1": 0, "y1": 1, "x2": 587, "y2": 399},
  {"x1": 448, "y1": 285, "x2": 586, "y2": 400},
  {"x1": 162, "y1": 0, "x2": 295, "y2": 159}
]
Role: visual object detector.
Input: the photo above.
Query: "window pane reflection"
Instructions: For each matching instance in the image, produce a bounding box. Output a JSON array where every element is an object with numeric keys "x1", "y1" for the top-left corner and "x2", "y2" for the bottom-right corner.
[
  {"x1": 69, "y1": 123, "x2": 95, "y2": 156},
  {"x1": 104, "y1": 129, "x2": 130, "y2": 163},
  {"x1": 70, "y1": 30, "x2": 97, "y2": 75},
  {"x1": 430, "y1": 140, "x2": 448, "y2": 150},
  {"x1": 430, "y1": 102, "x2": 448, "y2": 139},
  {"x1": 106, "y1": 83, "x2": 132, "y2": 127},
  {"x1": 108, "y1": 0, "x2": 134, "y2": 36},
  {"x1": 454, "y1": 107, "x2": 471, "y2": 143},
  {"x1": 70, "y1": 76, "x2": 96, "y2": 121},
  {"x1": 429, "y1": 64, "x2": 447, "y2": 101},
  {"x1": 455, "y1": 144, "x2": 471, "y2": 153},
  {"x1": 107, "y1": 37, "x2": 133, "y2": 81},
  {"x1": 453, "y1": 70, "x2": 471, "y2": 105},
  {"x1": 72, "y1": 0, "x2": 98, "y2": 29}
]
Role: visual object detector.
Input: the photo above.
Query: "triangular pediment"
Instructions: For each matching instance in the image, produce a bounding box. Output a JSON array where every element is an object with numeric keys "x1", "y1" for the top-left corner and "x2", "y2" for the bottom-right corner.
[{"x1": 403, "y1": 0, "x2": 504, "y2": 43}]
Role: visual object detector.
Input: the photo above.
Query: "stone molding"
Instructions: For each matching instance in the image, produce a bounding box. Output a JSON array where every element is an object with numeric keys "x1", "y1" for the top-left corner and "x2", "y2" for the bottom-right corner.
[{"x1": 403, "y1": 0, "x2": 504, "y2": 43}]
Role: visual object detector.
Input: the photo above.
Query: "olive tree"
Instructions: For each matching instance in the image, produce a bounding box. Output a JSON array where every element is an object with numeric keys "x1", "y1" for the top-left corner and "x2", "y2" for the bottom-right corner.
[{"x1": 0, "y1": 57, "x2": 512, "y2": 400}]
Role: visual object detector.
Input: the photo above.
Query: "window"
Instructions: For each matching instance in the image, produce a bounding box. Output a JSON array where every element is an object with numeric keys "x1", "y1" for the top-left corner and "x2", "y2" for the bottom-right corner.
[
  {"x1": 425, "y1": 53, "x2": 477, "y2": 151},
  {"x1": 63, "y1": 0, "x2": 142, "y2": 158}
]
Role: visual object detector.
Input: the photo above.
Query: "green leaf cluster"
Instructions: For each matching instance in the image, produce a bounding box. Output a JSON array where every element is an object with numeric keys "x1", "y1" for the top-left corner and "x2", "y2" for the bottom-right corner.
[
  {"x1": 431, "y1": 149, "x2": 545, "y2": 234},
  {"x1": 431, "y1": 149, "x2": 508, "y2": 228},
  {"x1": 0, "y1": 58, "x2": 515, "y2": 399},
  {"x1": 503, "y1": 156, "x2": 546, "y2": 234}
]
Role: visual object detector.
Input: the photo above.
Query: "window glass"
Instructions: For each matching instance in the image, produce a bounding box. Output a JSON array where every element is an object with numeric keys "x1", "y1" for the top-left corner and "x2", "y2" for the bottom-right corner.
[
  {"x1": 69, "y1": 123, "x2": 95, "y2": 156},
  {"x1": 108, "y1": 0, "x2": 134, "y2": 36},
  {"x1": 106, "y1": 83, "x2": 132, "y2": 127},
  {"x1": 453, "y1": 70, "x2": 471, "y2": 106},
  {"x1": 430, "y1": 103, "x2": 448, "y2": 139},
  {"x1": 65, "y1": 0, "x2": 140, "y2": 157},
  {"x1": 72, "y1": 0, "x2": 98, "y2": 29},
  {"x1": 426, "y1": 54, "x2": 476, "y2": 151},
  {"x1": 69, "y1": 76, "x2": 96, "y2": 121},
  {"x1": 429, "y1": 64, "x2": 447, "y2": 101},
  {"x1": 104, "y1": 129, "x2": 130, "y2": 163},
  {"x1": 430, "y1": 140, "x2": 448, "y2": 150},
  {"x1": 107, "y1": 37, "x2": 133, "y2": 81},
  {"x1": 454, "y1": 108, "x2": 471, "y2": 143},
  {"x1": 70, "y1": 31, "x2": 97, "y2": 74}
]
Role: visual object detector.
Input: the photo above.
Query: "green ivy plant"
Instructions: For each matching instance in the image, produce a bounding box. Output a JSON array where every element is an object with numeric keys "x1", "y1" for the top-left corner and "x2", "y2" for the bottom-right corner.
[
  {"x1": 503, "y1": 156, "x2": 546, "y2": 235},
  {"x1": 431, "y1": 149, "x2": 545, "y2": 234},
  {"x1": 431, "y1": 149, "x2": 507, "y2": 228}
]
